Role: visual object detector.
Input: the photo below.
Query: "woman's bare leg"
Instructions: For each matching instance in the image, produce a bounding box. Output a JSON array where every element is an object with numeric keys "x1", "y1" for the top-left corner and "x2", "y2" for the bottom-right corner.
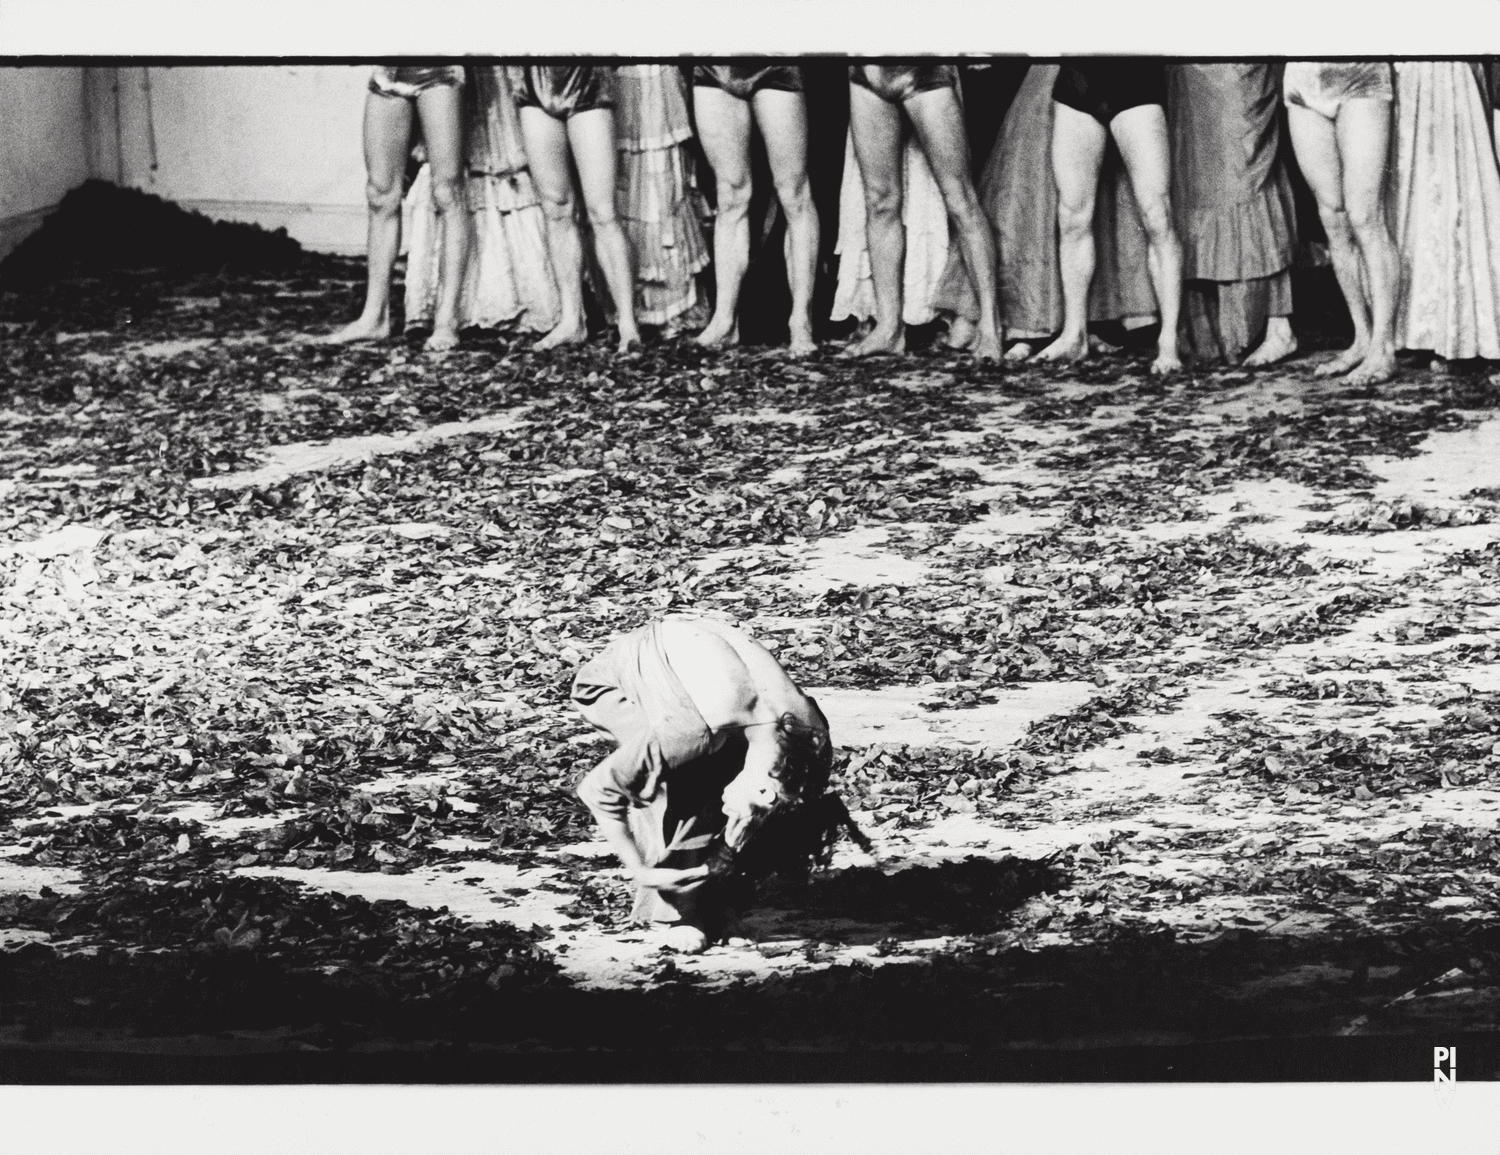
[
  {"x1": 693, "y1": 86, "x2": 754, "y2": 349},
  {"x1": 1037, "y1": 102, "x2": 1108, "y2": 364},
  {"x1": 905, "y1": 85, "x2": 1003, "y2": 361},
  {"x1": 845, "y1": 83, "x2": 907, "y2": 356},
  {"x1": 755, "y1": 87, "x2": 820, "y2": 355},
  {"x1": 1286, "y1": 102, "x2": 1371, "y2": 376},
  {"x1": 1334, "y1": 98, "x2": 1397, "y2": 385},
  {"x1": 321, "y1": 92, "x2": 413, "y2": 343},
  {"x1": 567, "y1": 108, "x2": 641, "y2": 352},
  {"x1": 519, "y1": 105, "x2": 589, "y2": 350},
  {"x1": 414, "y1": 84, "x2": 469, "y2": 352},
  {"x1": 1110, "y1": 103, "x2": 1184, "y2": 374}
]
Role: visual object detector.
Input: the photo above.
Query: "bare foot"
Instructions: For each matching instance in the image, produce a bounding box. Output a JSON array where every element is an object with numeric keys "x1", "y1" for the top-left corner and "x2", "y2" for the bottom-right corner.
[
  {"x1": 1343, "y1": 349, "x2": 1396, "y2": 387},
  {"x1": 424, "y1": 325, "x2": 459, "y2": 353},
  {"x1": 616, "y1": 326, "x2": 643, "y2": 354},
  {"x1": 1004, "y1": 340, "x2": 1037, "y2": 362},
  {"x1": 695, "y1": 314, "x2": 739, "y2": 349},
  {"x1": 1088, "y1": 334, "x2": 1122, "y2": 355},
  {"x1": 317, "y1": 313, "x2": 393, "y2": 345},
  {"x1": 659, "y1": 924, "x2": 709, "y2": 954},
  {"x1": 787, "y1": 326, "x2": 817, "y2": 359},
  {"x1": 971, "y1": 326, "x2": 1004, "y2": 362},
  {"x1": 1150, "y1": 347, "x2": 1184, "y2": 376},
  {"x1": 1242, "y1": 318, "x2": 1298, "y2": 367},
  {"x1": 1034, "y1": 330, "x2": 1089, "y2": 364},
  {"x1": 943, "y1": 316, "x2": 976, "y2": 351},
  {"x1": 534, "y1": 317, "x2": 588, "y2": 352},
  {"x1": 1314, "y1": 343, "x2": 1366, "y2": 378},
  {"x1": 843, "y1": 323, "x2": 905, "y2": 358}
]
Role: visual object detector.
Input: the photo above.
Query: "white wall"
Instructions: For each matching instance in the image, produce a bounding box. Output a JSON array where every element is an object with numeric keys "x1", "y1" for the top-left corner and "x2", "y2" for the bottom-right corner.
[
  {"x1": 96, "y1": 65, "x2": 374, "y2": 254},
  {"x1": 0, "y1": 67, "x2": 89, "y2": 262}
]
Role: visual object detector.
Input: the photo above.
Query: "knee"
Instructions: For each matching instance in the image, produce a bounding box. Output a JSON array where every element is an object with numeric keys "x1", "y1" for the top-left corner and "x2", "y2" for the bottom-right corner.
[
  {"x1": 583, "y1": 199, "x2": 619, "y2": 228},
  {"x1": 1134, "y1": 195, "x2": 1176, "y2": 243},
  {"x1": 428, "y1": 173, "x2": 465, "y2": 215},
  {"x1": 1345, "y1": 202, "x2": 1387, "y2": 237},
  {"x1": 366, "y1": 178, "x2": 403, "y2": 216},
  {"x1": 864, "y1": 181, "x2": 902, "y2": 221},
  {"x1": 715, "y1": 174, "x2": 753, "y2": 217},
  {"x1": 1055, "y1": 199, "x2": 1094, "y2": 239},
  {"x1": 772, "y1": 174, "x2": 812, "y2": 217},
  {"x1": 537, "y1": 188, "x2": 577, "y2": 223},
  {"x1": 1318, "y1": 204, "x2": 1352, "y2": 236}
]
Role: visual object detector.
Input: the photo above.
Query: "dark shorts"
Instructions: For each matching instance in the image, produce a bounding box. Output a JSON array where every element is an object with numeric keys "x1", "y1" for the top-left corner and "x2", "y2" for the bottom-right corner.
[
  {"x1": 368, "y1": 65, "x2": 466, "y2": 100},
  {"x1": 848, "y1": 63, "x2": 959, "y2": 103},
  {"x1": 692, "y1": 62, "x2": 805, "y2": 100},
  {"x1": 509, "y1": 65, "x2": 616, "y2": 119},
  {"x1": 1053, "y1": 61, "x2": 1167, "y2": 125}
]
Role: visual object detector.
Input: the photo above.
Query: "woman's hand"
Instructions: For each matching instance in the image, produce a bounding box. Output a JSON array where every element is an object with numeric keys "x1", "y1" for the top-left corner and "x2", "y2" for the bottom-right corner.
[{"x1": 633, "y1": 865, "x2": 710, "y2": 894}]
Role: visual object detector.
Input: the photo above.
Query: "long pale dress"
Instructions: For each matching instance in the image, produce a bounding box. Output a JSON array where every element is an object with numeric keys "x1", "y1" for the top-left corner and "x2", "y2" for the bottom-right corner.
[
  {"x1": 831, "y1": 127, "x2": 952, "y2": 326},
  {"x1": 404, "y1": 66, "x2": 560, "y2": 333},
  {"x1": 1390, "y1": 60, "x2": 1500, "y2": 361},
  {"x1": 1166, "y1": 63, "x2": 1297, "y2": 362},
  {"x1": 931, "y1": 63, "x2": 1157, "y2": 338},
  {"x1": 612, "y1": 65, "x2": 711, "y2": 329}
]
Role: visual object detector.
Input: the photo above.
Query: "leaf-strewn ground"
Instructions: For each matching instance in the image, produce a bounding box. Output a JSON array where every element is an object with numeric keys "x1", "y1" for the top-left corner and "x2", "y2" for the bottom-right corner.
[{"x1": 5, "y1": 252, "x2": 1500, "y2": 1079}]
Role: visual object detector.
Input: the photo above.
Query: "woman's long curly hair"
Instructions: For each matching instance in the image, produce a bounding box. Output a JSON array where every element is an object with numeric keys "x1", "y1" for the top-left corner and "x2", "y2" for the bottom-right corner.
[{"x1": 708, "y1": 709, "x2": 871, "y2": 891}]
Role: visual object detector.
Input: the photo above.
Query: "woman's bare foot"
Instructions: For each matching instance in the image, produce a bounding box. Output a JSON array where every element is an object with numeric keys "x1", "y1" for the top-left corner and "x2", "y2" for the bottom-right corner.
[
  {"x1": 943, "y1": 316, "x2": 977, "y2": 351},
  {"x1": 844, "y1": 323, "x2": 905, "y2": 358},
  {"x1": 1343, "y1": 348, "x2": 1396, "y2": 387},
  {"x1": 787, "y1": 320, "x2": 817, "y2": 359},
  {"x1": 1035, "y1": 329, "x2": 1089, "y2": 364},
  {"x1": 1004, "y1": 340, "x2": 1038, "y2": 362},
  {"x1": 616, "y1": 325, "x2": 643, "y2": 354},
  {"x1": 1150, "y1": 346, "x2": 1184, "y2": 376},
  {"x1": 971, "y1": 326, "x2": 1004, "y2": 362},
  {"x1": 534, "y1": 316, "x2": 589, "y2": 352},
  {"x1": 318, "y1": 312, "x2": 393, "y2": 345},
  {"x1": 1243, "y1": 317, "x2": 1298, "y2": 367},
  {"x1": 1314, "y1": 343, "x2": 1366, "y2": 378},
  {"x1": 695, "y1": 314, "x2": 740, "y2": 349},
  {"x1": 424, "y1": 324, "x2": 460, "y2": 353},
  {"x1": 659, "y1": 924, "x2": 709, "y2": 953}
]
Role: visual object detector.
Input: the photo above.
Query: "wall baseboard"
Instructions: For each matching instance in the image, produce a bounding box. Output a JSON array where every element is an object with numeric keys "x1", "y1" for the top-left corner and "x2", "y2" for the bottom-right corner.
[{"x1": 173, "y1": 198, "x2": 383, "y2": 256}]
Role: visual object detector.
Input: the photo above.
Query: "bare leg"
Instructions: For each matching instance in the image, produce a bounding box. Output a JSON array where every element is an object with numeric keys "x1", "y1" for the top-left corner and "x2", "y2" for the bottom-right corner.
[
  {"x1": 568, "y1": 108, "x2": 641, "y2": 352},
  {"x1": 945, "y1": 315, "x2": 976, "y2": 350},
  {"x1": 755, "y1": 87, "x2": 819, "y2": 356},
  {"x1": 414, "y1": 84, "x2": 469, "y2": 352},
  {"x1": 1037, "y1": 102, "x2": 1107, "y2": 364},
  {"x1": 519, "y1": 106, "x2": 590, "y2": 350},
  {"x1": 1111, "y1": 103, "x2": 1183, "y2": 374},
  {"x1": 906, "y1": 85, "x2": 1003, "y2": 361},
  {"x1": 845, "y1": 82, "x2": 907, "y2": 357},
  {"x1": 693, "y1": 86, "x2": 753, "y2": 349},
  {"x1": 320, "y1": 93, "x2": 413, "y2": 343},
  {"x1": 1286, "y1": 103, "x2": 1371, "y2": 376},
  {"x1": 1244, "y1": 315, "x2": 1299, "y2": 366},
  {"x1": 1335, "y1": 98, "x2": 1398, "y2": 386}
]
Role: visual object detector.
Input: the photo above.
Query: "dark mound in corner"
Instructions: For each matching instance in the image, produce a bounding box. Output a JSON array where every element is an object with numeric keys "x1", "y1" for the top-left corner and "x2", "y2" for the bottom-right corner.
[{"x1": 0, "y1": 180, "x2": 308, "y2": 285}]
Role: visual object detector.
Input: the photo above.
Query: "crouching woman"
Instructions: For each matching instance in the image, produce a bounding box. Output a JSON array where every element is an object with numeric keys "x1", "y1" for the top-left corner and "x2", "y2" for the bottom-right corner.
[{"x1": 572, "y1": 615, "x2": 850, "y2": 953}]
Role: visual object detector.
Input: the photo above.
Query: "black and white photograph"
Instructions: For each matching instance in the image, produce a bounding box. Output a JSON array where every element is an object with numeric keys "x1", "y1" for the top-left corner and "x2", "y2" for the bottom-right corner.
[{"x1": 4, "y1": 1, "x2": 1500, "y2": 1148}]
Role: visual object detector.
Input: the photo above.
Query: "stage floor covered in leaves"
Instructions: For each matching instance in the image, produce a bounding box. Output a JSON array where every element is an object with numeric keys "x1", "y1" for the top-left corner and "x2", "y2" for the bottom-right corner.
[{"x1": 5, "y1": 257, "x2": 1500, "y2": 1080}]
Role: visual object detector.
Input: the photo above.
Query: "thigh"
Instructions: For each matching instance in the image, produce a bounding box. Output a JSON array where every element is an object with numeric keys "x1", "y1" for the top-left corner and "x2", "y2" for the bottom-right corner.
[
  {"x1": 1284, "y1": 102, "x2": 1346, "y2": 212},
  {"x1": 1109, "y1": 101, "x2": 1172, "y2": 206},
  {"x1": 1050, "y1": 100, "x2": 1109, "y2": 212},
  {"x1": 1334, "y1": 98, "x2": 1393, "y2": 221},
  {"x1": 363, "y1": 91, "x2": 416, "y2": 189},
  {"x1": 847, "y1": 81, "x2": 905, "y2": 198},
  {"x1": 565, "y1": 107, "x2": 621, "y2": 215},
  {"x1": 517, "y1": 105, "x2": 576, "y2": 204},
  {"x1": 694, "y1": 85, "x2": 755, "y2": 184},
  {"x1": 751, "y1": 87, "x2": 810, "y2": 188},
  {"x1": 414, "y1": 84, "x2": 466, "y2": 182},
  {"x1": 904, "y1": 84, "x2": 974, "y2": 188}
]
